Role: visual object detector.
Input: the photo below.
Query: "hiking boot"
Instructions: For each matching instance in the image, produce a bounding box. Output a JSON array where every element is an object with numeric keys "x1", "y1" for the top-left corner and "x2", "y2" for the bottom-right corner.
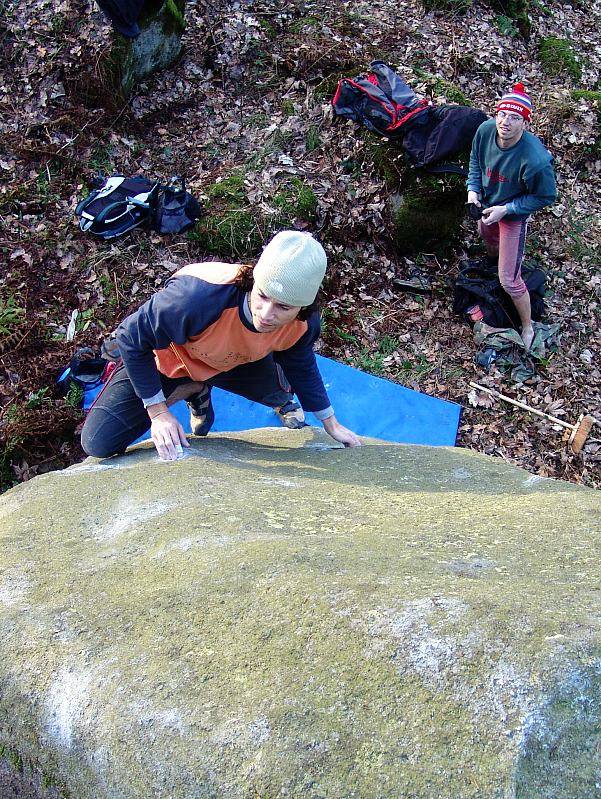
[
  {"x1": 275, "y1": 400, "x2": 306, "y2": 429},
  {"x1": 187, "y1": 386, "x2": 215, "y2": 436}
]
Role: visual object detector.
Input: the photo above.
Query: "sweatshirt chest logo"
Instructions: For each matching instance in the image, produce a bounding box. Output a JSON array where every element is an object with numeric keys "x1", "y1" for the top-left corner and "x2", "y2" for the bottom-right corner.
[
  {"x1": 175, "y1": 306, "x2": 306, "y2": 373},
  {"x1": 183, "y1": 340, "x2": 270, "y2": 368},
  {"x1": 184, "y1": 331, "x2": 276, "y2": 368},
  {"x1": 486, "y1": 167, "x2": 509, "y2": 184}
]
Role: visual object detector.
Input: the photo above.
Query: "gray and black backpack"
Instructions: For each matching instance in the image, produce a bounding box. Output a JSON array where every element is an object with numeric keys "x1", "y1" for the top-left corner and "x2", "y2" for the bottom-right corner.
[
  {"x1": 75, "y1": 174, "x2": 202, "y2": 239},
  {"x1": 332, "y1": 61, "x2": 487, "y2": 174}
]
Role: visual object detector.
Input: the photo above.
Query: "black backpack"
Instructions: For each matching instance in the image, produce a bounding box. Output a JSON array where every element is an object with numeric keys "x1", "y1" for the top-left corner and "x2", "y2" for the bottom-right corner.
[
  {"x1": 153, "y1": 177, "x2": 203, "y2": 235},
  {"x1": 332, "y1": 61, "x2": 430, "y2": 139},
  {"x1": 95, "y1": 0, "x2": 145, "y2": 38},
  {"x1": 76, "y1": 175, "x2": 159, "y2": 239},
  {"x1": 332, "y1": 61, "x2": 487, "y2": 174},
  {"x1": 56, "y1": 347, "x2": 110, "y2": 410},
  {"x1": 453, "y1": 258, "x2": 546, "y2": 329},
  {"x1": 75, "y1": 174, "x2": 202, "y2": 239},
  {"x1": 400, "y1": 104, "x2": 487, "y2": 170}
]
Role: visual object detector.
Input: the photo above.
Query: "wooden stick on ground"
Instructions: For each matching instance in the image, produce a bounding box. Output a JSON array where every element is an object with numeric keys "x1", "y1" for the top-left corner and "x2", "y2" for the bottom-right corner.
[
  {"x1": 469, "y1": 382, "x2": 573, "y2": 429},
  {"x1": 468, "y1": 381, "x2": 596, "y2": 454}
]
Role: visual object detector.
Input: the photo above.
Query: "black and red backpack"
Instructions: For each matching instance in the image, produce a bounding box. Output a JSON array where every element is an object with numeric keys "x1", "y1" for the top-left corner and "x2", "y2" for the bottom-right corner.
[
  {"x1": 332, "y1": 61, "x2": 487, "y2": 173},
  {"x1": 332, "y1": 61, "x2": 430, "y2": 138}
]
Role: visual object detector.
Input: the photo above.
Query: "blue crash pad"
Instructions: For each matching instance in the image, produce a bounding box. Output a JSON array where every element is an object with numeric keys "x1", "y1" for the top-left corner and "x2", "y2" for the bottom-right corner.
[{"x1": 137, "y1": 354, "x2": 461, "y2": 446}]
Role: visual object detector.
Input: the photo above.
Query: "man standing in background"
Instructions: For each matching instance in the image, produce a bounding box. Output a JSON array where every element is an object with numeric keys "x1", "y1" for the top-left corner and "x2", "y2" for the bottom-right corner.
[{"x1": 467, "y1": 83, "x2": 556, "y2": 349}]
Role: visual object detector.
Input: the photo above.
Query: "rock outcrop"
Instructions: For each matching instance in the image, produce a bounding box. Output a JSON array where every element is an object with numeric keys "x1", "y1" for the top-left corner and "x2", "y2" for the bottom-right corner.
[
  {"x1": 0, "y1": 428, "x2": 599, "y2": 798},
  {"x1": 104, "y1": 0, "x2": 186, "y2": 97}
]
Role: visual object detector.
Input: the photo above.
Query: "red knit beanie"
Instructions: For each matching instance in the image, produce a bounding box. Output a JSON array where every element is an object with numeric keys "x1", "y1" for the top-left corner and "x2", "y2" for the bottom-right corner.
[{"x1": 496, "y1": 82, "x2": 532, "y2": 121}]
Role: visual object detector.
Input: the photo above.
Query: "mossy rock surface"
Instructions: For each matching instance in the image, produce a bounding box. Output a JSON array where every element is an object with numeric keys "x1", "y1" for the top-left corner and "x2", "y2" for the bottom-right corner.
[
  {"x1": 365, "y1": 133, "x2": 471, "y2": 254},
  {"x1": 1, "y1": 428, "x2": 600, "y2": 798},
  {"x1": 105, "y1": 0, "x2": 186, "y2": 97},
  {"x1": 390, "y1": 172, "x2": 467, "y2": 254}
]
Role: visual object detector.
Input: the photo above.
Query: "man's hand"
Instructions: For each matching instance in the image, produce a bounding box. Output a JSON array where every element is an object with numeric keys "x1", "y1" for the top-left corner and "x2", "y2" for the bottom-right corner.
[
  {"x1": 322, "y1": 415, "x2": 362, "y2": 448},
  {"x1": 148, "y1": 403, "x2": 190, "y2": 460},
  {"x1": 467, "y1": 190, "x2": 481, "y2": 207},
  {"x1": 482, "y1": 205, "x2": 508, "y2": 225}
]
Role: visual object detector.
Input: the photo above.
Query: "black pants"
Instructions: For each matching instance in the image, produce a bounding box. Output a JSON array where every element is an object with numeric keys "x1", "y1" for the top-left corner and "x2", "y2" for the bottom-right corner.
[{"x1": 81, "y1": 358, "x2": 292, "y2": 458}]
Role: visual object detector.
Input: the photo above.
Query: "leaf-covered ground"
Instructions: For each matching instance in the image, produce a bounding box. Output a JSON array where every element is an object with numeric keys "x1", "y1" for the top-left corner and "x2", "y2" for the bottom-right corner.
[{"x1": 1, "y1": 0, "x2": 599, "y2": 491}]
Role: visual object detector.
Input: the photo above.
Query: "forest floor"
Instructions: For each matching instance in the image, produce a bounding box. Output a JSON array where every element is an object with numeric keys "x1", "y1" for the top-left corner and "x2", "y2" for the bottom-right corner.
[{"x1": 1, "y1": 0, "x2": 599, "y2": 491}]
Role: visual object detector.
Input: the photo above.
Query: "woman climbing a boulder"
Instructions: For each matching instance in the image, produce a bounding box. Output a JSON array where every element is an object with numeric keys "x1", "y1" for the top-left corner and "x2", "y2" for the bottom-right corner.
[{"x1": 81, "y1": 231, "x2": 361, "y2": 460}]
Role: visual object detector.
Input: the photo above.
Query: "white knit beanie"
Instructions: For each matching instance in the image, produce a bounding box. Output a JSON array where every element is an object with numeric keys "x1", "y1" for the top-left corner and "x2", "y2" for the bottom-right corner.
[{"x1": 253, "y1": 231, "x2": 327, "y2": 307}]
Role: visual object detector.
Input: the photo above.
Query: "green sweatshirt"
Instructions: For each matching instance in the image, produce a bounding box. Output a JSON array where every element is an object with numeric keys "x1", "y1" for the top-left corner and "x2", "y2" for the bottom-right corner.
[{"x1": 467, "y1": 118, "x2": 556, "y2": 220}]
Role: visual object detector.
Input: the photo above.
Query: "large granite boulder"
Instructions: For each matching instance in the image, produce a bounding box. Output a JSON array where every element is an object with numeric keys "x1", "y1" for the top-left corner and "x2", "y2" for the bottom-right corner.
[{"x1": 0, "y1": 428, "x2": 599, "y2": 799}]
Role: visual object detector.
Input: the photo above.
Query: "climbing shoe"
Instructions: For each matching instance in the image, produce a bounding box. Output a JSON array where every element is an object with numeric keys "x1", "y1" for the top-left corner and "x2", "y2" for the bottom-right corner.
[
  {"x1": 275, "y1": 400, "x2": 306, "y2": 429},
  {"x1": 187, "y1": 386, "x2": 215, "y2": 436}
]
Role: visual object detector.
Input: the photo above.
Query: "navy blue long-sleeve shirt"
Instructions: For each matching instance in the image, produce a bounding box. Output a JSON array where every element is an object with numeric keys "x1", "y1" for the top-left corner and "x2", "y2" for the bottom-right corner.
[{"x1": 115, "y1": 263, "x2": 333, "y2": 418}]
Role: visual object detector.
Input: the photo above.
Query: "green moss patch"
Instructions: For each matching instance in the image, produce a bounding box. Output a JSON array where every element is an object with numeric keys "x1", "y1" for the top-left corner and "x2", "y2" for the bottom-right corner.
[
  {"x1": 163, "y1": 0, "x2": 186, "y2": 34},
  {"x1": 364, "y1": 139, "x2": 406, "y2": 187},
  {"x1": 434, "y1": 79, "x2": 470, "y2": 105},
  {"x1": 420, "y1": 0, "x2": 473, "y2": 12},
  {"x1": 411, "y1": 66, "x2": 473, "y2": 106},
  {"x1": 539, "y1": 37, "x2": 582, "y2": 82},
  {"x1": 189, "y1": 174, "x2": 318, "y2": 259},
  {"x1": 288, "y1": 15, "x2": 322, "y2": 34},
  {"x1": 392, "y1": 170, "x2": 467, "y2": 254},
  {"x1": 0, "y1": 295, "x2": 25, "y2": 338},
  {"x1": 487, "y1": 0, "x2": 531, "y2": 38},
  {"x1": 420, "y1": 0, "x2": 531, "y2": 37},
  {"x1": 495, "y1": 13, "x2": 520, "y2": 37},
  {"x1": 572, "y1": 90, "x2": 601, "y2": 104},
  {"x1": 137, "y1": 0, "x2": 185, "y2": 34}
]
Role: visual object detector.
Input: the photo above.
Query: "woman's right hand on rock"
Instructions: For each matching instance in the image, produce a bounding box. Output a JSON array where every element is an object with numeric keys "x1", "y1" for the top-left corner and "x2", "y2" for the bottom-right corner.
[
  {"x1": 467, "y1": 190, "x2": 481, "y2": 207},
  {"x1": 148, "y1": 406, "x2": 190, "y2": 460}
]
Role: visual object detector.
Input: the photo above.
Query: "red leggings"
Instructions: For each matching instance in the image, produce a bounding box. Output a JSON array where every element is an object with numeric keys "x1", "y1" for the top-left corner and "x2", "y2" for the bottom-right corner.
[{"x1": 479, "y1": 218, "x2": 528, "y2": 298}]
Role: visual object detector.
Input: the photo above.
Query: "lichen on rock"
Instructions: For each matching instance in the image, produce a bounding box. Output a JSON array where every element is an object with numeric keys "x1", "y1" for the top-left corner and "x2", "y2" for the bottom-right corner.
[
  {"x1": 364, "y1": 136, "x2": 470, "y2": 254},
  {"x1": 102, "y1": 0, "x2": 187, "y2": 97},
  {"x1": 0, "y1": 428, "x2": 599, "y2": 798}
]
